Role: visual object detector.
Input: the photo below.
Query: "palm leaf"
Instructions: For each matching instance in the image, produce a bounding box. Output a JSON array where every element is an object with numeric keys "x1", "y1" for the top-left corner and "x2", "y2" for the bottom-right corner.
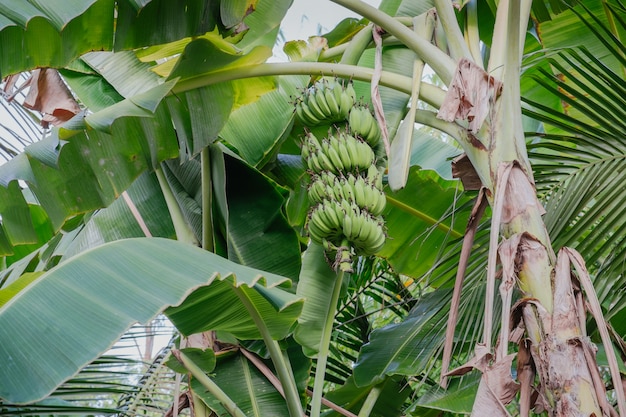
[{"x1": 521, "y1": 2, "x2": 626, "y2": 341}]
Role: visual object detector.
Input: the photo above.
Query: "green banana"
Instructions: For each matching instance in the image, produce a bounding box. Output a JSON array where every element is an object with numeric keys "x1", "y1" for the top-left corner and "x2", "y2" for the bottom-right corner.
[{"x1": 349, "y1": 104, "x2": 381, "y2": 147}]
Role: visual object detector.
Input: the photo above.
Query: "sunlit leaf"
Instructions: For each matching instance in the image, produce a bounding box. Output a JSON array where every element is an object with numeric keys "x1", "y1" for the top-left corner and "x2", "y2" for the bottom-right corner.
[{"x1": 0, "y1": 237, "x2": 301, "y2": 404}]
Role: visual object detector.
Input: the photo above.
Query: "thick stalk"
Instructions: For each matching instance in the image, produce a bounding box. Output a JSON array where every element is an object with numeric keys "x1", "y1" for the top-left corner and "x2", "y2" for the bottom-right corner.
[
  {"x1": 464, "y1": 0, "x2": 482, "y2": 65},
  {"x1": 330, "y1": 0, "x2": 455, "y2": 84},
  {"x1": 433, "y1": 0, "x2": 473, "y2": 63},
  {"x1": 310, "y1": 269, "x2": 345, "y2": 417},
  {"x1": 177, "y1": 351, "x2": 247, "y2": 417},
  {"x1": 232, "y1": 287, "x2": 304, "y2": 417},
  {"x1": 357, "y1": 385, "x2": 382, "y2": 417},
  {"x1": 339, "y1": 24, "x2": 373, "y2": 65},
  {"x1": 200, "y1": 147, "x2": 214, "y2": 252},
  {"x1": 172, "y1": 62, "x2": 446, "y2": 110},
  {"x1": 481, "y1": 2, "x2": 605, "y2": 415}
]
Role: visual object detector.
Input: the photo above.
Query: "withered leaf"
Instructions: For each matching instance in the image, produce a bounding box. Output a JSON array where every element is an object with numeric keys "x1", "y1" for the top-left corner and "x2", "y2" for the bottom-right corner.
[{"x1": 437, "y1": 57, "x2": 502, "y2": 132}]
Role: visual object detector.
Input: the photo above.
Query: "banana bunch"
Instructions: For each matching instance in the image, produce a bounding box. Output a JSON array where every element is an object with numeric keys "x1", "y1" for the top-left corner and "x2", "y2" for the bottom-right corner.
[
  {"x1": 302, "y1": 129, "x2": 374, "y2": 175},
  {"x1": 348, "y1": 104, "x2": 382, "y2": 148},
  {"x1": 308, "y1": 167, "x2": 386, "y2": 216},
  {"x1": 295, "y1": 78, "x2": 387, "y2": 271},
  {"x1": 295, "y1": 79, "x2": 356, "y2": 126},
  {"x1": 308, "y1": 199, "x2": 386, "y2": 256}
]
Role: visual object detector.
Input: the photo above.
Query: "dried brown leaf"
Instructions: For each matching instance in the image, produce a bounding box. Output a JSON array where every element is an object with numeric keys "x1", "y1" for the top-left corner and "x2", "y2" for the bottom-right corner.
[
  {"x1": 470, "y1": 353, "x2": 519, "y2": 417},
  {"x1": 451, "y1": 153, "x2": 482, "y2": 190},
  {"x1": 22, "y1": 68, "x2": 80, "y2": 128},
  {"x1": 437, "y1": 57, "x2": 502, "y2": 132},
  {"x1": 440, "y1": 189, "x2": 488, "y2": 387},
  {"x1": 517, "y1": 339, "x2": 535, "y2": 417},
  {"x1": 446, "y1": 344, "x2": 492, "y2": 377}
]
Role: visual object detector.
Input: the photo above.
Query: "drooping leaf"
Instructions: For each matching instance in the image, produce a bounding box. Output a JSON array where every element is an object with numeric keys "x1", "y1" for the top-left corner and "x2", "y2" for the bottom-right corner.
[
  {"x1": 168, "y1": 39, "x2": 271, "y2": 81},
  {"x1": 352, "y1": 290, "x2": 449, "y2": 387},
  {"x1": 322, "y1": 376, "x2": 411, "y2": 417},
  {"x1": 84, "y1": 79, "x2": 177, "y2": 131},
  {"x1": 81, "y1": 51, "x2": 163, "y2": 98},
  {"x1": 165, "y1": 347, "x2": 216, "y2": 374},
  {"x1": 409, "y1": 373, "x2": 480, "y2": 414},
  {"x1": 321, "y1": 18, "x2": 367, "y2": 48},
  {"x1": 168, "y1": 82, "x2": 235, "y2": 157},
  {"x1": 0, "y1": 0, "x2": 114, "y2": 77},
  {"x1": 380, "y1": 168, "x2": 468, "y2": 279},
  {"x1": 61, "y1": 171, "x2": 176, "y2": 259},
  {"x1": 222, "y1": 154, "x2": 302, "y2": 280},
  {"x1": 219, "y1": 74, "x2": 305, "y2": 168},
  {"x1": 0, "y1": 237, "x2": 302, "y2": 404},
  {"x1": 294, "y1": 243, "x2": 338, "y2": 356},
  {"x1": 166, "y1": 282, "x2": 303, "y2": 341}
]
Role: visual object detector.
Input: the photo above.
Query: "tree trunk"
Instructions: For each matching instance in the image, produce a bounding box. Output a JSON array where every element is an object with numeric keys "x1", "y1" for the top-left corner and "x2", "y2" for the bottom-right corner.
[{"x1": 436, "y1": 2, "x2": 620, "y2": 414}]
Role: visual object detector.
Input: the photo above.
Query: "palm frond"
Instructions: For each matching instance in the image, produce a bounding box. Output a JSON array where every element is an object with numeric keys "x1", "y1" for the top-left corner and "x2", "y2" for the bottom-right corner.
[
  {"x1": 0, "y1": 321, "x2": 178, "y2": 417},
  {"x1": 522, "y1": 2, "x2": 626, "y2": 331}
]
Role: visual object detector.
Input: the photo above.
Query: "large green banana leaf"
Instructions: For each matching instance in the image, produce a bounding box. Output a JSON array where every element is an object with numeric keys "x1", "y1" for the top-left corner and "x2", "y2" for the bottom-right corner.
[
  {"x1": 0, "y1": 0, "x2": 287, "y2": 77},
  {"x1": 0, "y1": 237, "x2": 302, "y2": 404}
]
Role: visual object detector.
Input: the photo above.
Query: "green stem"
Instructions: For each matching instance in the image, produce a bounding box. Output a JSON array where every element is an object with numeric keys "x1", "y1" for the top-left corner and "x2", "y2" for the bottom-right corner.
[
  {"x1": 321, "y1": 36, "x2": 403, "y2": 61},
  {"x1": 155, "y1": 166, "x2": 198, "y2": 245},
  {"x1": 200, "y1": 147, "x2": 214, "y2": 252},
  {"x1": 357, "y1": 385, "x2": 383, "y2": 417},
  {"x1": 339, "y1": 24, "x2": 373, "y2": 65},
  {"x1": 464, "y1": 0, "x2": 482, "y2": 65},
  {"x1": 233, "y1": 286, "x2": 304, "y2": 417},
  {"x1": 310, "y1": 268, "x2": 345, "y2": 417},
  {"x1": 330, "y1": 0, "x2": 455, "y2": 84},
  {"x1": 320, "y1": 16, "x2": 414, "y2": 62},
  {"x1": 177, "y1": 351, "x2": 247, "y2": 417},
  {"x1": 172, "y1": 62, "x2": 446, "y2": 110},
  {"x1": 434, "y1": 0, "x2": 473, "y2": 63}
]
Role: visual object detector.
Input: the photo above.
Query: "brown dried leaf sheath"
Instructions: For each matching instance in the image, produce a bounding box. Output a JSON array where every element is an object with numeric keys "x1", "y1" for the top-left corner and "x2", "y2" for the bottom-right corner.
[{"x1": 438, "y1": 57, "x2": 502, "y2": 132}]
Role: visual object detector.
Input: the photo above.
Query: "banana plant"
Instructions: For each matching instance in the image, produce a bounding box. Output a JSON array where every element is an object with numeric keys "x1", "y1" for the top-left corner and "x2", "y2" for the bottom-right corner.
[{"x1": 1, "y1": 1, "x2": 626, "y2": 416}]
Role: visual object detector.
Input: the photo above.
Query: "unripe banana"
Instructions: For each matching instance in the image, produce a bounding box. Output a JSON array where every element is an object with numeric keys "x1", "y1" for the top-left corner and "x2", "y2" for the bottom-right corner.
[
  {"x1": 343, "y1": 211, "x2": 354, "y2": 239},
  {"x1": 365, "y1": 165, "x2": 383, "y2": 189},
  {"x1": 307, "y1": 153, "x2": 323, "y2": 173},
  {"x1": 360, "y1": 220, "x2": 386, "y2": 255},
  {"x1": 324, "y1": 84, "x2": 340, "y2": 116},
  {"x1": 321, "y1": 200, "x2": 342, "y2": 229},
  {"x1": 332, "y1": 80, "x2": 344, "y2": 109},
  {"x1": 325, "y1": 143, "x2": 345, "y2": 173},
  {"x1": 328, "y1": 130, "x2": 373, "y2": 173},
  {"x1": 339, "y1": 84, "x2": 356, "y2": 120},
  {"x1": 368, "y1": 229, "x2": 386, "y2": 254},
  {"x1": 295, "y1": 78, "x2": 359, "y2": 127},
  {"x1": 303, "y1": 131, "x2": 323, "y2": 153},
  {"x1": 351, "y1": 176, "x2": 366, "y2": 208},
  {"x1": 349, "y1": 104, "x2": 381, "y2": 147},
  {"x1": 299, "y1": 100, "x2": 322, "y2": 126},
  {"x1": 306, "y1": 90, "x2": 327, "y2": 120},
  {"x1": 308, "y1": 176, "x2": 327, "y2": 204},
  {"x1": 315, "y1": 87, "x2": 332, "y2": 117},
  {"x1": 370, "y1": 187, "x2": 387, "y2": 216}
]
